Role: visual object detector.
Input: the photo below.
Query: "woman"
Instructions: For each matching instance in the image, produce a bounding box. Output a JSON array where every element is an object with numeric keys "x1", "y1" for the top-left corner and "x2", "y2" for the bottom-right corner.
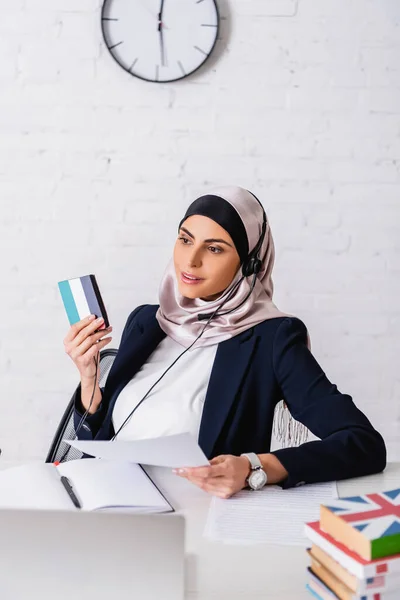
[{"x1": 64, "y1": 186, "x2": 386, "y2": 499}]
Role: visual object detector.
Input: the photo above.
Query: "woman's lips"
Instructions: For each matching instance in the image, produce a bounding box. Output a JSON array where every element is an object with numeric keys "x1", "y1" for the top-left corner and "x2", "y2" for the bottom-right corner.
[{"x1": 181, "y1": 272, "x2": 204, "y2": 285}]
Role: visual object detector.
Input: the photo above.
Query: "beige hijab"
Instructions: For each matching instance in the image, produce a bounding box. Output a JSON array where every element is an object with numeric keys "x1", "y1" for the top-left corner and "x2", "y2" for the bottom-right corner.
[{"x1": 156, "y1": 186, "x2": 289, "y2": 347}]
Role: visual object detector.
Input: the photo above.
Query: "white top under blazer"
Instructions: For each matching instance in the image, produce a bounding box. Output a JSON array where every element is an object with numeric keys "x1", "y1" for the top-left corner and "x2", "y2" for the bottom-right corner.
[{"x1": 112, "y1": 335, "x2": 218, "y2": 441}]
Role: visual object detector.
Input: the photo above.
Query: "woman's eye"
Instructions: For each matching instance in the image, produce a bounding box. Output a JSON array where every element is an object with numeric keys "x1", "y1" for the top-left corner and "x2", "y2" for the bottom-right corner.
[{"x1": 178, "y1": 237, "x2": 221, "y2": 254}]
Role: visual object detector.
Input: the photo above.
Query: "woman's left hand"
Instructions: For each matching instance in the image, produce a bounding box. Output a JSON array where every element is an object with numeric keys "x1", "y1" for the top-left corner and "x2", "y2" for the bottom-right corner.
[{"x1": 173, "y1": 455, "x2": 250, "y2": 499}]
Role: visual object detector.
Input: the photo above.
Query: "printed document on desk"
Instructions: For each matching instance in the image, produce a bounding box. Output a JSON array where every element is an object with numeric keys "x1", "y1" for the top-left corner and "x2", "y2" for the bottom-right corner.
[
  {"x1": 66, "y1": 432, "x2": 209, "y2": 468},
  {"x1": 204, "y1": 481, "x2": 337, "y2": 546}
]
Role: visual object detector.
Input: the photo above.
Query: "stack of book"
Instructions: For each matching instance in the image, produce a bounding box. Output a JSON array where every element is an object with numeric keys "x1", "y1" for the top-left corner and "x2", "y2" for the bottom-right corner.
[{"x1": 304, "y1": 488, "x2": 400, "y2": 599}]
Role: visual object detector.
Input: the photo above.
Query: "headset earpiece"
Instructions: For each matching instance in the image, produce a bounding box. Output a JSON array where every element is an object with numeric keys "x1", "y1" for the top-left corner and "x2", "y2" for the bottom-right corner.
[
  {"x1": 242, "y1": 257, "x2": 261, "y2": 277},
  {"x1": 241, "y1": 193, "x2": 267, "y2": 278}
]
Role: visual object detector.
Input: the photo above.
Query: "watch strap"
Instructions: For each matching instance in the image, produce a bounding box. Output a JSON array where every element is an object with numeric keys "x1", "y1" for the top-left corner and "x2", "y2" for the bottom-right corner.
[{"x1": 241, "y1": 452, "x2": 263, "y2": 470}]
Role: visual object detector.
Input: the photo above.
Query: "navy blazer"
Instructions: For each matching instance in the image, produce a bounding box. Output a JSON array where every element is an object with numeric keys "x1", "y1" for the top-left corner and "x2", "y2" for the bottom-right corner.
[{"x1": 73, "y1": 304, "x2": 386, "y2": 489}]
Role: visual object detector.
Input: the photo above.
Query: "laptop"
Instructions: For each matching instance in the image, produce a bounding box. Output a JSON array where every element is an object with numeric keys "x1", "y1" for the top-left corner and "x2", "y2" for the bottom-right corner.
[{"x1": 0, "y1": 509, "x2": 185, "y2": 600}]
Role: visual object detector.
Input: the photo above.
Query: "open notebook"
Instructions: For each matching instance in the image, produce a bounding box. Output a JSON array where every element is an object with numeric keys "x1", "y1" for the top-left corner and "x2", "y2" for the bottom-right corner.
[{"x1": 0, "y1": 459, "x2": 173, "y2": 513}]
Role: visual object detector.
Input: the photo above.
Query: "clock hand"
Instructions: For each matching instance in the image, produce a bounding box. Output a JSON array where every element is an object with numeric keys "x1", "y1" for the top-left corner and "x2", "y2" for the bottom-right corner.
[
  {"x1": 158, "y1": 0, "x2": 166, "y2": 67},
  {"x1": 135, "y1": 0, "x2": 169, "y2": 29},
  {"x1": 158, "y1": 0, "x2": 165, "y2": 26},
  {"x1": 159, "y1": 27, "x2": 166, "y2": 67}
]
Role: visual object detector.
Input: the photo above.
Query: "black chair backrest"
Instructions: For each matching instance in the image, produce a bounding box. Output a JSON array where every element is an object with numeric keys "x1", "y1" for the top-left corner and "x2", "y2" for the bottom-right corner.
[{"x1": 45, "y1": 349, "x2": 118, "y2": 464}]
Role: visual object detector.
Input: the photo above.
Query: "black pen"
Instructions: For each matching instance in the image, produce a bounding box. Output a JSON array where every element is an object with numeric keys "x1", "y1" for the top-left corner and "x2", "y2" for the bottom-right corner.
[{"x1": 60, "y1": 475, "x2": 82, "y2": 509}]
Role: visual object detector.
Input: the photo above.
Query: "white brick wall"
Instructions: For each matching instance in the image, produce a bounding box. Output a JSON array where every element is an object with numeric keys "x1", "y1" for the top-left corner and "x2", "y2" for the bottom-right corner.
[{"x1": 1, "y1": 0, "x2": 399, "y2": 462}]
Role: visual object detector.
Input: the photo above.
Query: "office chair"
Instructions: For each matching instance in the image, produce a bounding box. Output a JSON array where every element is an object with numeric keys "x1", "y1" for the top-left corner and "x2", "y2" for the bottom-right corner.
[{"x1": 45, "y1": 348, "x2": 118, "y2": 464}]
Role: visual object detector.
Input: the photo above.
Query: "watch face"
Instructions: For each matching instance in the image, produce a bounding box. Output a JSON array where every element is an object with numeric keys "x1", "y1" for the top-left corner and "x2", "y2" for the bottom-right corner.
[
  {"x1": 249, "y1": 469, "x2": 267, "y2": 490},
  {"x1": 101, "y1": 0, "x2": 219, "y2": 83}
]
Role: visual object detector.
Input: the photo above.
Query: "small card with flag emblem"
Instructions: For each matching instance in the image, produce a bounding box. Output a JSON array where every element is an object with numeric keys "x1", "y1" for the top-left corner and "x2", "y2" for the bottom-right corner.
[{"x1": 58, "y1": 274, "x2": 109, "y2": 330}]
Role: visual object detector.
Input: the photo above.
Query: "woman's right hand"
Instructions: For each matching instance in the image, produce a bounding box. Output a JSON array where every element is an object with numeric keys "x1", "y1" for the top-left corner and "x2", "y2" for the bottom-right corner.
[{"x1": 63, "y1": 315, "x2": 113, "y2": 383}]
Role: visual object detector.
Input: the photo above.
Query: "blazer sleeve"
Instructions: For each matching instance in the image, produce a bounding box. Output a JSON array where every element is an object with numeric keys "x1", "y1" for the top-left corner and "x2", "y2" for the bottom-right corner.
[
  {"x1": 73, "y1": 304, "x2": 146, "y2": 440},
  {"x1": 270, "y1": 317, "x2": 387, "y2": 489}
]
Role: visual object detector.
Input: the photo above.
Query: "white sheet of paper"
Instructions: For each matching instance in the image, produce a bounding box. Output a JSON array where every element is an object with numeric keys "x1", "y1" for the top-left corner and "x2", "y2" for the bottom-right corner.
[
  {"x1": 58, "y1": 459, "x2": 170, "y2": 512},
  {"x1": 0, "y1": 463, "x2": 73, "y2": 511},
  {"x1": 65, "y1": 432, "x2": 209, "y2": 469},
  {"x1": 204, "y1": 481, "x2": 337, "y2": 546}
]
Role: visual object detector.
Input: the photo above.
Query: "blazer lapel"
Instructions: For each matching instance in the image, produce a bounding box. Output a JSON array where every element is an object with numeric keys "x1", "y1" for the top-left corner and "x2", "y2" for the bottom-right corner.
[{"x1": 198, "y1": 328, "x2": 259, "y2": 458}]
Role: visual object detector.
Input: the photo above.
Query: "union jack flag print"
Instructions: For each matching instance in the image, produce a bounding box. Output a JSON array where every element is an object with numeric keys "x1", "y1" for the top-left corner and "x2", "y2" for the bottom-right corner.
[{"x1": 324, "y1": 488, "x2": 400, "y2": 541}]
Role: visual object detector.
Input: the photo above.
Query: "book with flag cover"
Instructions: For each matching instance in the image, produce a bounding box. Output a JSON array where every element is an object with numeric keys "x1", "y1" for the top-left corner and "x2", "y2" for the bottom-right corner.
[
  {"x1": 319, "y1": 488, "x2": 400, "y2": 560},
  {"x1": 309, "y1": 556, "x2": 356, "y2": 600},
  {"x1": 308, "y1": 555, "x2": 399, "y2": 600},
  {"x1": 306, "y1": 567, "x2": 399, "y2": 600},
  {"x1": 307, "y1": 546, "x2": 400, "y2": 595},
  {"x1": 304, "y1": 521, "x2": 400, "y2": 580}
]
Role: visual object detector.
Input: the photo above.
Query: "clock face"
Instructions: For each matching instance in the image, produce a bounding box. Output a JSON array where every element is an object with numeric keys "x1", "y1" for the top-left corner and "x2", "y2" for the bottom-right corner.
[{"x1": 101, "y1": 0, "x2": 219, "y2": 83}]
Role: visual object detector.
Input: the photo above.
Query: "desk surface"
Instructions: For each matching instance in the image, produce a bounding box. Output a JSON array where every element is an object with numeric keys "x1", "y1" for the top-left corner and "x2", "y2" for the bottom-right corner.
[
  {"x1": 0, "y1": 460, "x2": 398, "y2": 600},
  {"x1": 145, "y1": 462, "x2": 400, "y2": 600}
]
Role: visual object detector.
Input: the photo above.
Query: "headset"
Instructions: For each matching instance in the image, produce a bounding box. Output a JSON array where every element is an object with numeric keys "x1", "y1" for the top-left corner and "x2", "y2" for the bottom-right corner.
[{"x1": 60, "y1": 194, "x2": 267, "y2": 459}]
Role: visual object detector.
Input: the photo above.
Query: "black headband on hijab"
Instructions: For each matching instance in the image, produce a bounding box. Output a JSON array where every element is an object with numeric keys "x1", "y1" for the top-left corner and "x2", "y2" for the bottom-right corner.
[{"x1": 178, "y1": 195, "x2": 249, "y2": 264}]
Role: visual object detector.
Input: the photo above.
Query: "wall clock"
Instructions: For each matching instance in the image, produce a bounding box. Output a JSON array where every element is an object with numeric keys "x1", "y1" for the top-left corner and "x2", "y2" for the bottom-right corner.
[{"x1": 101, "y1": 0, "x2": 220, "y2": 83}]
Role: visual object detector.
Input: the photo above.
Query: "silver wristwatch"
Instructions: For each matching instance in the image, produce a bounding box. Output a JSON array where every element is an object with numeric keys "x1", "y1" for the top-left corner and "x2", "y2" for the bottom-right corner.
[{"x1": 241, "y1": 452, "x2": 268, "y2": 490}]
